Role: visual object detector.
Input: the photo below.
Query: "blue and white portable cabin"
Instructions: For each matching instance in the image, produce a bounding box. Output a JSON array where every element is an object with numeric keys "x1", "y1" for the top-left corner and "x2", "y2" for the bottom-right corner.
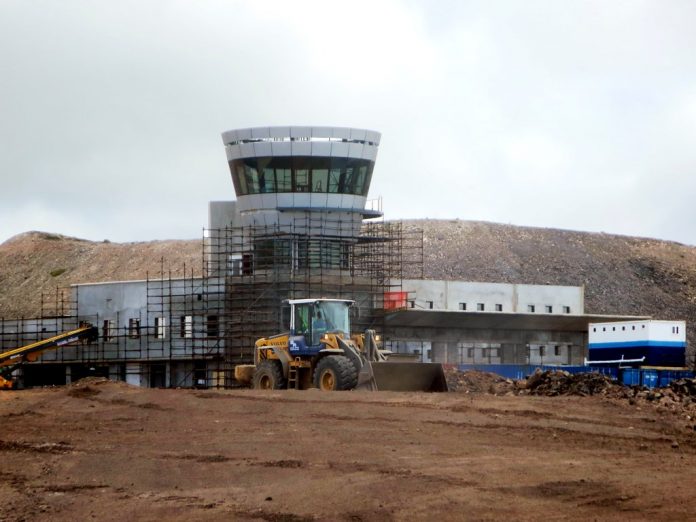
[{"x1": 587, "y1": 319, "x2": 686, "y2": 367}]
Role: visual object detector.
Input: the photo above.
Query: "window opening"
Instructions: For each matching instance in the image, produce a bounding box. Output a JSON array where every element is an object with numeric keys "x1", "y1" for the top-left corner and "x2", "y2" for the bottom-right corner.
[
  {"x1": 206, "y1": 315, "x2": 219, "y2": 338},
  {"x1": 180, "y1": 316, "x2": 193, "y2": 338},
  {"x1": 103, "y1": 320, "x2": 115, "y2": 342},
  {"x1": 128, "y1": 318, "x2": 140, "y2": 339},
  {"x1": 155, "y1": 317, "x2": 167, "y2": 339}
]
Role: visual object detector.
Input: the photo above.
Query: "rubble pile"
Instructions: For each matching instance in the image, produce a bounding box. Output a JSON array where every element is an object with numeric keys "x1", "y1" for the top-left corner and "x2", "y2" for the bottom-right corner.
[
  {"x1": 521, "y1": 369, "x2": 616, "y2": 397},
  {"x1": 445, "y1": 368, "x2": 515, "y2": 394},
  {"x1": 669, "y1": 378, "x2": 696, "y2": 398}
]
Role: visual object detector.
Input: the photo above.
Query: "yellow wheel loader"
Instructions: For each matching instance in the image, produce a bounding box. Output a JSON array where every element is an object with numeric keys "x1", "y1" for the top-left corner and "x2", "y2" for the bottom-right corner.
[{"x1": 234, "y1": 299, "x2": 448, "y2": 392}]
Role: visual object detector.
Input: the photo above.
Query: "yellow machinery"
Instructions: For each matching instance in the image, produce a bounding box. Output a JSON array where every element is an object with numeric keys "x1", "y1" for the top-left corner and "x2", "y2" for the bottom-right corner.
[
  {"x1": 0, "y1": 325, "x2": 99, "y2": 389},
  {"x1": 234, "y1": 299, "x2": 448, "y2": 392}
]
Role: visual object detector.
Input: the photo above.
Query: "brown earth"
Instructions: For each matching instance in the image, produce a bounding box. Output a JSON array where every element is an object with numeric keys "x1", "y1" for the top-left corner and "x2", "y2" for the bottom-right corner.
[
  {"x1": 0, "y1": 232, "x2": 201, "y2": 319},
  {"x1": 1, "y1": 377, "x2": 696, "y2": 521},
  {"x1": 1, "y1": 220, "x2": 695, "y2": 361}
]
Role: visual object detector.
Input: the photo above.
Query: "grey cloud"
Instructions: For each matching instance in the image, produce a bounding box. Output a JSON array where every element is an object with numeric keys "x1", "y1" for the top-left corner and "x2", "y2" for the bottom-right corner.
[{"x1": 1, "y1": 0, "x2": 694, "y2": 245}]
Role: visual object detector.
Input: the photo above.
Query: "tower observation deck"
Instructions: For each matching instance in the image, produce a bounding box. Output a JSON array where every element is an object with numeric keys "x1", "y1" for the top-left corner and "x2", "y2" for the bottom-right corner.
[{"x1": 221, "y1": 126, "x2": 382, "y2": 236}]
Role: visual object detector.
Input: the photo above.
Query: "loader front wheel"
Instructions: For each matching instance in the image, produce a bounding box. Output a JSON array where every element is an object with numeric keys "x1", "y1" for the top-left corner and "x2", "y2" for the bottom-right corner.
[
  {"x1": 253, "y1": 361, "x2": 286, "y2": 390},
  {"x1": 313, "y1": 355, "x2": 358, "y2": 391}
]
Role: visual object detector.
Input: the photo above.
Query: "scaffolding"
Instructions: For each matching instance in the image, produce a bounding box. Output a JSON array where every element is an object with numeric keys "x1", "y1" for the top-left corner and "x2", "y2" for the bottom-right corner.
[
  {"x1": 0, "y1": 217, "x2": 423, "y2": 388},
  {"x1": 202, "y1": 217, "x2": 423, "y2": 371},
  {"x1": 0, "y1": 286, "x2": 82, "y2": 386}
]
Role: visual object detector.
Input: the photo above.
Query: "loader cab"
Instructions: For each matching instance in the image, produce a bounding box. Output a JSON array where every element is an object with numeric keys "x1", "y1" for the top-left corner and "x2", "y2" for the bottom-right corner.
[{"x1": 288, "y1": 299, "x2": 353, "y2": 347}]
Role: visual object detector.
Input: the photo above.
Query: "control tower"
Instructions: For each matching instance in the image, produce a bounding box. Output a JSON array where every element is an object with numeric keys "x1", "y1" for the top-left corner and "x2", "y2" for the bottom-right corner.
[
  {"x1": 210, "y1": 126, "x2": 382, "y2": 274},
  {"x1": 221, "y1": 126, "x2": 382, "y2": 232},
  {"x1": 206, "y1": 126, "x2": 406, "y2": 365}
]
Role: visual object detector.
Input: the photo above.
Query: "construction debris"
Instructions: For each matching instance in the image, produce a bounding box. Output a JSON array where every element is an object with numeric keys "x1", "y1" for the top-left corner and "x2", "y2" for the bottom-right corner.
[
  {"x1": 669, "y1": 378, "x2": 696, "y2": 398},
  {"x1": 522, "y1": 369, "x2": 615, "y2": 397},
  {"x1": 444, "y1": 367, "x2": 515, "y2": 394}
]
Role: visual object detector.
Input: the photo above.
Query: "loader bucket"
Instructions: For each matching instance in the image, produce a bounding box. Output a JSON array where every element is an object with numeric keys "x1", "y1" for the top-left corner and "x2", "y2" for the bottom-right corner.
[{"x1": 356, "y1": 361, "x2": 449, "y2": 392}]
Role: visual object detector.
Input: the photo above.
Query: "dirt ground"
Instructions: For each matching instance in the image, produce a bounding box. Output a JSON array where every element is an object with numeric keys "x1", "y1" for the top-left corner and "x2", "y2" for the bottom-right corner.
[{"x1": 1, "y1": 378, "x2": 696, "y2": 522}]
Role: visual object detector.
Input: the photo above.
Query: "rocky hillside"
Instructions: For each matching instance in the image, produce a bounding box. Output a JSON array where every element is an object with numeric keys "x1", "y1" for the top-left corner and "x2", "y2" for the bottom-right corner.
[
  {"x1": 407, "y1": 220, "x2": 696, "y2": 361},
  {"x1": 0, "y1": 232, "x2": 201, "y2": 319},
  {"x1": 1, "y1": 222, "x2": 694, "y2": 361}
]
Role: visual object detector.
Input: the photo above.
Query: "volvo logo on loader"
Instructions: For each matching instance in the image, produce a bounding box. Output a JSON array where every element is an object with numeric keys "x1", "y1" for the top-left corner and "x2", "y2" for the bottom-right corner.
[{"x1": 233, "y1": 298, "x2": 448, "y2": 392}]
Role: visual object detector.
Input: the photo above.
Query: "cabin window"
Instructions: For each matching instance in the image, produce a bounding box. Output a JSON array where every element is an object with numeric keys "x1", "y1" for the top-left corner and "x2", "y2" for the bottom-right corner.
[
  {"x1": 459, "y1": 302, "x2": 467, "y2": 311},
  {"x1": 495, "y1": 304, "x2": 503, "y2": 312},
  {"x1": 477, "y1": 303, "x2": 485, "y2": 311},
  {"x1": 528, "y1": 305, "x2": 535, "y2": 313},
  {"x1": 563, "y1": 306, "x2": 571, "y2": 314},
  {"x1": 545, "y1": 305, "x2": 553, "y2": 313}
]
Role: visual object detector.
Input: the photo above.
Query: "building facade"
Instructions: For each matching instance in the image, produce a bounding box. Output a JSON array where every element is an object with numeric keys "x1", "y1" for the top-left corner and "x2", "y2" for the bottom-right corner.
[{"x1": 0, "y1": 126, "x2": 663, "y2": 387}]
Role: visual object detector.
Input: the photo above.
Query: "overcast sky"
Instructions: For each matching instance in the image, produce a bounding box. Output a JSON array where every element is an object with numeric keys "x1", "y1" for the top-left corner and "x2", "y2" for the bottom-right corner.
[{"x1": 1, "y1": 0, "x2": 695, "y2": 245}]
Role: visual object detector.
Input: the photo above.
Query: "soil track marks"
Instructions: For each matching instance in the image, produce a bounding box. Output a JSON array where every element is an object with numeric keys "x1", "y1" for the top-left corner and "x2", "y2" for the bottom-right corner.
[{"x1": 0, "y1": 382, "x2": 695, "y2": 520}]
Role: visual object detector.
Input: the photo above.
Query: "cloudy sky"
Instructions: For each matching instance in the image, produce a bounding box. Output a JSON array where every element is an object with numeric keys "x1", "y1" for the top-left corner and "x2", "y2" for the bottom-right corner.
[{"x1": 1, "y1": 0, "x2": 695, "y2": 245}]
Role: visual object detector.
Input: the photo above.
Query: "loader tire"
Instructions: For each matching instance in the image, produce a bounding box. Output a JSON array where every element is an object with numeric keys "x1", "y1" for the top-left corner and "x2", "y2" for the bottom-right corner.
[
  {"x1": 253, "y1": 361, "x2": 286, "y2": 390},
  {"x1": 313, "y1": 355, "x2": 358, "y2": 391}
]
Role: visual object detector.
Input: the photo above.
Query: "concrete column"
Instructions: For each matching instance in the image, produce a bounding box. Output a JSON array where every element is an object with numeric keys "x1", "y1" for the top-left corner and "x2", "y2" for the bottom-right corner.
[
  {"x1": 446, "y1": 342, "x2": 460, "y2": 364},
  {"x1": 431, "y1": 342, "x2": 447, "y2": 363}
]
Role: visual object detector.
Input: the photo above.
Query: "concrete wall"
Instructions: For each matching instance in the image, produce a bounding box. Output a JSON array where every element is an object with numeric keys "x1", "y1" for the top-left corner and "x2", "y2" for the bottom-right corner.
[
  {"x1": 384, "y1": 324, "x2": 586, "y2": 365},
  {"x1": 402, "y1": 280, "x2": 584, "y2": 314},
  {"x1": 209, "y1": 200, "x2": 237, "y2": 229}
]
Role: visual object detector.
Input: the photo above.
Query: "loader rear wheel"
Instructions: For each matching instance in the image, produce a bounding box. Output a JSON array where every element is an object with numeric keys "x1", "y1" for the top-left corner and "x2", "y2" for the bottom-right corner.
[
  {"x1": 313, "y1": 355, "x2": 358, "y2": 391},
  {"x1": 253, "y1": 361, "x2": 286, "y2": 390}
]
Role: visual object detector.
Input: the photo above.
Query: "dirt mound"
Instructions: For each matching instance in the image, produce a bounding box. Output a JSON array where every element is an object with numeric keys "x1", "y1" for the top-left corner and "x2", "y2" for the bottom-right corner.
[
  {"x1": 521, "y1": 369, "x2": 616, "y2": 397},
  {"x1": 445, "y1": 368, "x2": 516, "y2": 394},
  {"x1": 66, "y1": 385, "x2": 101, "y2": 398}
]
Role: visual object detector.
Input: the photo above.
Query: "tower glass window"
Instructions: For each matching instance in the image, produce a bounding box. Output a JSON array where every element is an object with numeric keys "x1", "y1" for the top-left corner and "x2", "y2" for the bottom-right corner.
[{"x1": 229, "y1": 156, "x2": 375, "y2": 196}]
